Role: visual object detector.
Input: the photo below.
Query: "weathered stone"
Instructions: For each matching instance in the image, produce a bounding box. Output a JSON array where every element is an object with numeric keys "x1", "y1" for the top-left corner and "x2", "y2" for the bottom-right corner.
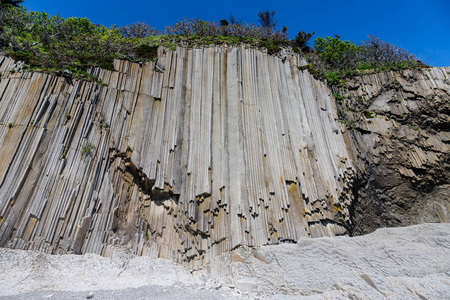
[
  {"x1": 0, "y1": 48, "x2": 354, "y2": 269},
  {"x1": 337, "y1": 67, "x2": 450, "y2": 234},
  {"x1": 0, "y1": 47, "x2": 448, "y2": 272}
]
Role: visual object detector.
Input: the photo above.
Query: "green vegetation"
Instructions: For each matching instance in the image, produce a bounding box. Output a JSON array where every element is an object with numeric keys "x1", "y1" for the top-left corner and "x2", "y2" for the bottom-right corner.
[
  {"x1": 0, "y1": 6, "x2": 137, "y2": 80},
  {"x1": 333, "y1": 93, "x2": 344, "y2": 104},
  {"x1": 314, "y1": 36, "x2": 361, "y2": 71},
  {"x1": 0, "y1": 7, "x2": 291, "y2": 76},
  {"x1": 339, "y1": 119, "x2": 354, "y2": 128},
  {"x1": 293, "y1": 31, "x2": 314, "y2": 52},
  {"x1": 363, "y1": 110, "x2": 375, "y2": 118},
  {"x1": 7, "y1": 122, "x2": 12, "y2": 128},
  {"x1": 257, "y1": 9, "x2": 278, "y2": 29},
  {"x1": 0, "y1": 3, "x2": 423, "y2": 86},
  {"x1": 81, "y1": 143, "x2": 95, "y2": 157},
  {"x1": 1, "y1": 0, "x2": 23, "y2": 7},
  {"x1": 306, "y1": 35, "x2": 422, "y2": 88}
]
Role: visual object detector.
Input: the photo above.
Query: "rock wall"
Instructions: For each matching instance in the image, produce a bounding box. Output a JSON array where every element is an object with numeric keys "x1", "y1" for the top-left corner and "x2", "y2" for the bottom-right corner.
[
  {"x1": 0, "y1": 47, "x2": 355, "y2": 268},
  {"x1": 340, "y1": 67, "x2": 450, "y2": 234}
]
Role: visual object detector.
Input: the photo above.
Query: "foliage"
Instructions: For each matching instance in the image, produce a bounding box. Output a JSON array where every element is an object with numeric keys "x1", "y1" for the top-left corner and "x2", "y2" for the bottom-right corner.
[
  {"x1": 0, "y1": 5, "x2": 421, "y2": 87},
  {"x1": 307, "y1": 35, "x2": 419, "y2": 87},
  {"x1": 163, "y1": 17, "x2": 287, "y2": 41},
  {"x1": 1, "y1": 0, "x2": 23, "y2": 7},
  {"x1": 314, "y1": 35, "x2": 362, "y2": 71},
  {"x1": 293, "y1": 30, "x2": 314, "y2": 51},
  {"x1": 358, "y1": 35, "x2": 417, "y2": 69},
  {"x1": 118, "y1": 22, "x2": 157, "y2": 38},
  {"x1": 81, "y1": 143, "x2": 95, "y2": 157},
  {"x1": 325, "y1": 72, "x2": 346, "y2": 87},
  {"x1": 228, "y1": 14, "x2": 242, "y2": 26},
  {"x1": 363, "y1": 110, "x2": 374, "y2": 118},
  {"x1": 257, "y1": 9, "x2": 277, "y2": 29},
  {"x1": 0, "y1": 6, "x2": 138, "y2": 78},
  {"x1": 0, "y1": 6, "x2": 293, "y2": 80}
]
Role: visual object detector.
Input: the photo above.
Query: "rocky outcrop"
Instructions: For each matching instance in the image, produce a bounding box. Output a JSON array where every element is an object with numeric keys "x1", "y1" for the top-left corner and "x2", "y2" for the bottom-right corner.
[
  {"x1": 0, "y1": 46, "x2": 448, "y2": 270},
  {"x1": 339, "y1": 67, "x2": 450, "y2": 234},
  {"x1": 0, "y1": 47, "x2": 355, "y2": 269}
]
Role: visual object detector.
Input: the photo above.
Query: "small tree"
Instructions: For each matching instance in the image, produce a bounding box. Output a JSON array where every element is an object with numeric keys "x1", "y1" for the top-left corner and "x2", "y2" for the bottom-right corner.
[
  {"x1": 257, "y1": 9, "x2": 277, "y2": 29},
  {"x1": 313, "y1": 35, "x2": 361, "y2": 70},
  {"x1": 294, "y1": 31, "x2": 315, "y2": 51},
  {"x1": 229, "y1": 14, "x2": 242, "y2": 25},
  {"x1": 359, "y1": 35, "x2": 416, "y2": 66},
  {"x1": 118, "y1": 22, "x2": 157, "y2": 38}
]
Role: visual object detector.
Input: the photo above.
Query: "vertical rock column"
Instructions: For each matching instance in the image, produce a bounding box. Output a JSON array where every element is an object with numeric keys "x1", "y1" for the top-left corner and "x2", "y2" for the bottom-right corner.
[{"x1": 0, "y1": 46, "x2": 355, "y2": 268}]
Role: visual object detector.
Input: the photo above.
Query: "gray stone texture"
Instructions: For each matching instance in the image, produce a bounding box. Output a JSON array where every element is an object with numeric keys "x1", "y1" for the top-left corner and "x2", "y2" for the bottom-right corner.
[{"x1": 0, "y1": 47, "x2": 354, "y2": 269}]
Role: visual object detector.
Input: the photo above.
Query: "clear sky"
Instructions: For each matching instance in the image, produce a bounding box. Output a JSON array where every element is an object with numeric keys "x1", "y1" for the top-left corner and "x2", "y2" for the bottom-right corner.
[{"x1": 25, "y1": 0, "x2": 450, "y2": 67}]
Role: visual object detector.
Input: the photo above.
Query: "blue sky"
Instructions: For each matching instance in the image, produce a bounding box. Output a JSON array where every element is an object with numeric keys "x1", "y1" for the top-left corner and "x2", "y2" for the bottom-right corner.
[{"x1": 25, "y1": 0, "x2": 450, "y2": 67}]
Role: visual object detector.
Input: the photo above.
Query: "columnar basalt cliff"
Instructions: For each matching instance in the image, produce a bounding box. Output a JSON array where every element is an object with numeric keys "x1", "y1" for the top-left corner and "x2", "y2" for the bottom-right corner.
[
  {"x1": 0, "y1": 46, "x2": 448, "y2": 270},
  {"x1": 0, "y1": 47, "x2": 355, "y2": 268}
]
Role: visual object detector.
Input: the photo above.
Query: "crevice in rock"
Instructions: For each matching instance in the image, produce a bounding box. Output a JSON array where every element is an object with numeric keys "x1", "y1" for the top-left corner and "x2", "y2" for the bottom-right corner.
[{"x1": 109, "y1": 148, "x2": 179, "y2": 204}]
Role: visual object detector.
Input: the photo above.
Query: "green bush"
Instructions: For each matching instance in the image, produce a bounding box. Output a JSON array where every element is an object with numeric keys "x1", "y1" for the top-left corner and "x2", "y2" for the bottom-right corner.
[
  {"x1": 1, "y1": 0, "x2": 24, "y2": 7},
  {"x1": 313, "y1": 35, "x2": 362, "y2": 71},
  {"x1": 0, "y1": 6, "x2": 292, "y2": 75},
  {"x1": 0, "y1": 4, "x2": 420, "y2": 87},
  {"x1": 0, "y1": 7, "x2": 138, "y2": 76},
  {"x1": 306, "y1": 34, "x2": 419, "y2": 87}
]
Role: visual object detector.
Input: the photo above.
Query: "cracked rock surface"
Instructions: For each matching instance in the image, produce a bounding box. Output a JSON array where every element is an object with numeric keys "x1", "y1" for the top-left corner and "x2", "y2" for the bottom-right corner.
[
  {"x1": 0, "y1": 46, "x2": 448, "y2": 280},
  {"x1": 0, "y1": 47, "x2": 355, "y2": 269},
  {"x1": 0, "y1": 46, "x2": 449, "y2": 299},
  {"x1": 337, "y1": 67, "x2": 450, "y2": 234}
]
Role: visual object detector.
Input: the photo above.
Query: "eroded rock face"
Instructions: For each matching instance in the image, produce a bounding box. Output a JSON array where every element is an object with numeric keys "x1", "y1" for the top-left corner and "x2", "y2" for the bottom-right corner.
[
  {"x1": 0, "y1": 47, "x2": 355, "y2": 268},
  {"x1": 340, "y1": 67, "x2": 450, "y2": 234},
  {"x1": 0, "y1": 47, "x2": 448, "y2": 269}
]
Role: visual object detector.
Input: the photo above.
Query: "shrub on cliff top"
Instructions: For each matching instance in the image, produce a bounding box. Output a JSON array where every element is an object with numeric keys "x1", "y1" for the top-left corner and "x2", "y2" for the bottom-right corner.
[
  {"x1": 0, "y1": 4, "x2": 420, "y2": 84},
  {"x1": 257, "y1": 9, "x2": 278, "y2": 30},
  {"x1": 118, "y1": 22, "x2": 158, "y2": 38},
  {"x1": 163, "y1": 17, "x2": 287, "y2": 41},
  {"x1": 1, "y1": 0, "x2": 23, "y2": 7},
  {"x1": 313, "y1": 35, "x2": 362, "y2": 71},
  {"x1": 0, "y1": 6, "x2": 138, "y2": 74},
  {"x1": 293, "y1": 30, "x2": 315, "y2": 51},
  {"x1": 0, "y1": 6, "x2": 290, "y2": 76},
  {"x1": 307, "y1": 34, "x2": 418, "y2": 86}
]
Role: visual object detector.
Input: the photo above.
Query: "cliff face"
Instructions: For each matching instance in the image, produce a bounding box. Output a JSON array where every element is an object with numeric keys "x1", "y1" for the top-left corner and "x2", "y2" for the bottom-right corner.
[
  {"x1": 0, "y1": 46, "x2": 448, "y2": 269},
  {"x1": 341, "y1": 68, "x2": 450, "y2": 234},
  {"x1": 0, "y1": 47, "x2": 355, "y2": 268}
]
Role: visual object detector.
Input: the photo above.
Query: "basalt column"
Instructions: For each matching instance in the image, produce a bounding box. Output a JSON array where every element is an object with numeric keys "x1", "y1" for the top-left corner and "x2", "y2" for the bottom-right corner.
[{"x1": 0, "y1": 46, "x2": 355, "y2": 268}]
